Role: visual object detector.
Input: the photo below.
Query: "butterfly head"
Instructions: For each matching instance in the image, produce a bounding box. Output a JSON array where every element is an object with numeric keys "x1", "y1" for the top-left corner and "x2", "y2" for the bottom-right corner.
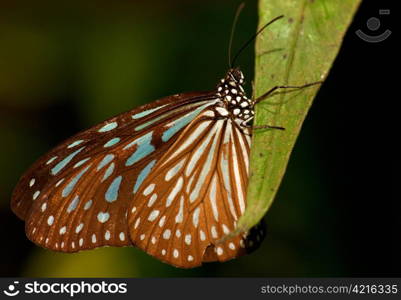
[
  {"x1": 228, "y1": 67, "x2": 244, "y2": 84},
  {"x1": 216, "y1": 68, "x2": 254, "y2": 122}
]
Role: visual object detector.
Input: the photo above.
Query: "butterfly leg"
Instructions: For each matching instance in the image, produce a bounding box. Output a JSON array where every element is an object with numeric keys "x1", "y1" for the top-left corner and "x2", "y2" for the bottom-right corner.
[
  {"x1": 254, "y1": 81, "x2": 322, "y2": 104},
  {"x1": 241, "y1": 117, "x2": 285, "y2": 131},
  {"x1": 248, "y1": 81, "x2": 322, "y2": 131}
]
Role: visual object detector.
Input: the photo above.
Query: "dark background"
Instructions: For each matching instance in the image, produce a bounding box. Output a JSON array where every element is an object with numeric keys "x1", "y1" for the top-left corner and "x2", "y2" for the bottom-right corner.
[{"x1": 0, "y1": 0, "x2": 398, "y2": 277}]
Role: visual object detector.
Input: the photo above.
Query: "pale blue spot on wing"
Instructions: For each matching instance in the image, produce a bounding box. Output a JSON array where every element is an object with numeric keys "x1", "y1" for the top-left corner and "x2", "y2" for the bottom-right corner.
[
  {"x1": 105, "y1": 175, "x2": 122, "y2": 202},
  {"x1": 134, "y1": 114, "x2": 167, "y2": 131},
  {"x1": 104, "y1": 137, "x2": 120, "y2": 148},
  {"x1": 98, "y1": 122, "x2": 118, "y2": 132},
  {"x1": 33, "y1": 190, "x2": 40, "y2": 200},
  {"x1": 133, "y1": 102, "x2": 212, "y2": 131},
  {"x1": 133, "y1": 160, "x2": 157, "y2": 193},
  {"x1": 102, "y1": 162, "x2": 115, "y2": 182},
  {"x1": 62, "y1": 164, "x2": 91, "y2": 197},
  {"x1": 46, "y1": 156, "x2": 58, "y2": 165},
  {"x1": 51, "y1": 147, "x2": 85, "y2": 175},
  {"x1": 67, "y1": 140, "x2": 84, "y2": 148},
  {"x1": 123, "y1": 131, "x2": 153, "y2": 150},
  {"x1": 125, "y1": 132, "x2": 155, "y2": 166},
  {"x1": 67, "y1": 195, "x2": 80, "y2": 213},
  {"x1": 131, "y1": 104, "x2": 168, "y2": 119},
  {"x1": 97, "y1": 154, "x2": 115, "y2": 171},
  {"x1": 74, "y1": 157, "x2": 90, "y2": 168},
  {"x1": 97, "y1": 212, "x2": 110, "y2": 223},
  {"x1": 162, "y1": 118, "x2": 190, "y2": 142},
  {"x1": 84, "y1": 199, "x2": 93, "y2": 210},
  {"x1": 162, "y1": 102, "x2": 216, "y2": 142},
  {"x1": 126, "y1": 144, "x2": 155, "y2": 166}
]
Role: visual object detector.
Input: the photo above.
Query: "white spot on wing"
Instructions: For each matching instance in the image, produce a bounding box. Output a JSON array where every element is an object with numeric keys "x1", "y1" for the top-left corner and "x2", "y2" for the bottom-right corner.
[
  {"x1": 148, "y1": 210, "x2": 160, "y2": 222},
  {"x1": 97, "y1": 212, "x2": 110, "y2": 223},
  {"x1": 166, "y1": 176, "x2": 183, "y2": 207},
  {"x1": 185, "y1": 234, "x2": 191, "y2": 245},
  {"x1": 46, "y1": 156, "x2": 57, "y2": 165},
  {"x1": 200, "y1": 230, "x2": 206, "y2": 241},
  {"x1": 192, "y1": 207, "x2": 200, "y2": 227},
  {"x1": 236, "y1": 127, "x2": 249, "y2": 174},
  {"x1": 55, "y1": 178, "x2": 64, "y2": 187},
  {"x1": 75, "y1": 223, "x2": 84, "y2": 233},
  {"x1": 166, "y1": 121, "x2": 211, "y2": 165},
  {"x1": 211, "y1": 226, "x2": 218, "y2": 239},
  {"x1": 59, "y1": 226, "x2": 66, "y2": 235},
  {"x1": 222, "y1": 224, "x2": 230, "y2": 234},
  {"x1": 147, "y1": 193, "x2": 157, "y2": 207},
  {"x1": 220, "y1": 152, "x2": 238, "y2": 220},
  {"x1": 29, "y1": 178, "x2": 35, "y2": 187},
  {"x1": 175, "y1": 196, "x2": 184, "y2": 223},
  {"x1": 143, "y1": 183, "x2": 155, "y2": 196},
  {"x1": 203, "y1": 110, "x2": 215, "y2": 117},
  {"x1": 231, "y1": 134, "x2": 245, "y2": 214},
  {"x1": 47, "y1": 215, "x2": 54, "y2": 225},
  {"x1": 84, "y1": 200, "x2": 92, "y2": 210},
  {"x1": 216, "y1": 107, "x2": 229, "y2": 116},
  {"x1": 33, "y1": 190, "x2": 40, "y2": 200},
  {"x1": 189, "y1": 121, "x2": 222, "y2": 203},
  {"x1": 209, "y1": 175, "x2": 219, "y2": 221},
  {"x1": 163, "y1": 229, "x2": 171, "y2": 239},
  {"x1": 158, "y1": 215, "x2": 166, "y2": 227},
  {"x1": 165, "y1": 158, "x2": 186, "y2": 181},
  {"x1": 134, "y1": 218, "x2": 141, "y2": 229},
  {"x1": 185, "y1": 122, "x2": 217, "y2": 177}
]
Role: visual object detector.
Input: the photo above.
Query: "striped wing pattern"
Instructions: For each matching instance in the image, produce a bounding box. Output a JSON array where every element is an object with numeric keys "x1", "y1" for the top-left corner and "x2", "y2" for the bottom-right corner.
[
  {"x1": 128, "y1": 110, "x2": 264, "y2": 267},
  {"x1": 11, "y1": 68, "x2": 266, "y2": 268},
  {"x1": 11, "y1": 92, "x2": 217, "y2": 251}
]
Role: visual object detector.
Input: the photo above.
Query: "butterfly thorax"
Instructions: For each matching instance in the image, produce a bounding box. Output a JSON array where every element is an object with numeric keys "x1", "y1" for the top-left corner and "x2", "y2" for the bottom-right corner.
[{"x1": 216, "y1": 68, "x2": 255, "y2": 123}]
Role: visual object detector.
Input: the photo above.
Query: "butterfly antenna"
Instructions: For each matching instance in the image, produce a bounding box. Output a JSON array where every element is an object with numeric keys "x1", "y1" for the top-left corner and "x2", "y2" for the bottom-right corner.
[
  {"x1": 230, "y1": 14, "x2": 284, "y2": 68},
  {"x1": 228, "y1": 3, "x2": 246, "y2": 69}
]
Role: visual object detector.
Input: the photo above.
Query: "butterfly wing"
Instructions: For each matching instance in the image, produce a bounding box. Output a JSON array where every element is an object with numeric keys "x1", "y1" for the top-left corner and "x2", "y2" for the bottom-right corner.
[
  {"x1": 128, "y1": 109, "x2": 265, "y2": 267},
  {"x1": 11, "y1": 91, "x2": 220, "y2": 251}
]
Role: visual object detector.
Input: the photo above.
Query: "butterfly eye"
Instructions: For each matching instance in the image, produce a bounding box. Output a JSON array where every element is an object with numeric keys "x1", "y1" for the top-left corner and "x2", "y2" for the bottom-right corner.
[{"x1": 227, "y1": 68, "x2": 245, "y2": 86}]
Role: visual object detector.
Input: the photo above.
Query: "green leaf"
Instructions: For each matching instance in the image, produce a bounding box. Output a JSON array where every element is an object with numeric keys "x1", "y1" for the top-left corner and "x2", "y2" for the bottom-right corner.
[{"x1": 234, "y1": 0, "x2": 361, "y2": 234}]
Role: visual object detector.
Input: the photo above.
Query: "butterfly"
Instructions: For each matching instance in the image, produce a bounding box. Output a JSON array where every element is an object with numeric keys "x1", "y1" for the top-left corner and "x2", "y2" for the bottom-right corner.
[
  {"x1": 10, "y1": 64, "x2": 272, "y2": 267},
  {"x1": 10, "y1": 12, "x2": 309, "y2": 268}
]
